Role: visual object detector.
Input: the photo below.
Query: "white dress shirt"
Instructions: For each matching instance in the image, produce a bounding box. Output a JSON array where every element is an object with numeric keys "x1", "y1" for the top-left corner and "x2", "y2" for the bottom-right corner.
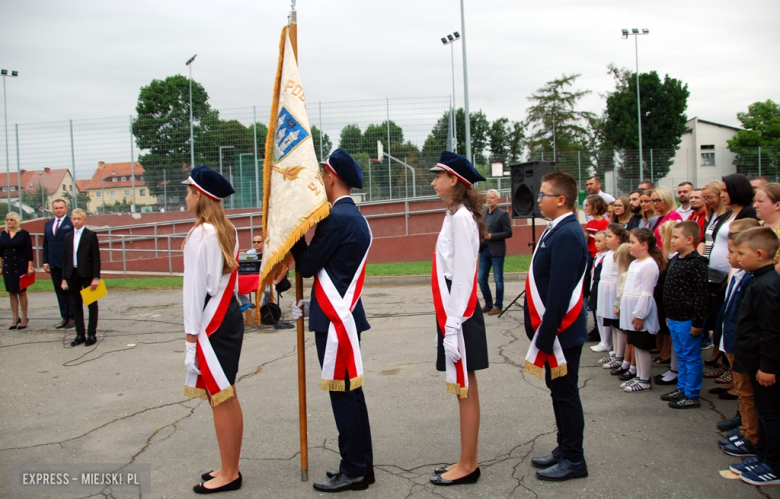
[
  {"x1": 72, "y1": 227, "x2": 84, "y2": 268},
  {"x1": 53, "y1": 216, "x2": 65, "y2": 235},
  {"x1": 436, "y1": 204, "x2": 480, "y2": 330}
]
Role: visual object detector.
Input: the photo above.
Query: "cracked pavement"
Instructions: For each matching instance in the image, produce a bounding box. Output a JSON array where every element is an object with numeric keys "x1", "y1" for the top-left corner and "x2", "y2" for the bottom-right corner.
[{"x1": 0, "y1": 280, "x2": 773, "y2": 498}]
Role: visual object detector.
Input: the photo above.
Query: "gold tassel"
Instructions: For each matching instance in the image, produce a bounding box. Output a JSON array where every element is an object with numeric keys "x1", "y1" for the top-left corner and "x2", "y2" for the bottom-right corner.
[
  {"x1": 348, "y1": 375, "x2": 364, "y2": 390},
  {"x1": 183, "y1": 386, "x2": 207, "y2": 400},
  {"x1": 209, "y1": 386, "x2": 235, "y2": 407},
  {"x1": 446, "y1": 382, "x2": 468, "y2": 398},
  {"x1": 524, "y1": 361, "x2": 544, "y2": 379},
  {"x1": 321, "y1": 379, "x2": 346, "y2": 392},
  {"x1": 550, "y1": 364, "x2": 568, "y2": 380}
]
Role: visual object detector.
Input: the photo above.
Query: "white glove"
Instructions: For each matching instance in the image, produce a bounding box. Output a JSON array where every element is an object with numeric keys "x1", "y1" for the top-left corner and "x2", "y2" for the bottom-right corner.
[
  {"x1": 184, "y1": 341, "x2": 200, "y2": 376},
  {"x1": 443, "y1": 326, "x2": 461, "y2": 363},
  {"x1": 291, "y1": 299, "x2": 310, "y2": 320}
]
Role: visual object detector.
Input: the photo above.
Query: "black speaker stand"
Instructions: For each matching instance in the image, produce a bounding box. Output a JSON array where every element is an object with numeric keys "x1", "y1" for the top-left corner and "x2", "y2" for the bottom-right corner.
[{"x1": 498, "y1": 217, "x2": 537, "y2": 318}]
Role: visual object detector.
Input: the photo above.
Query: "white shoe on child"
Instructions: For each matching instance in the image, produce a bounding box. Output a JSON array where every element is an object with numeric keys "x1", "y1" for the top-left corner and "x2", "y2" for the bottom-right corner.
[
  {"x1": 591, "y1": 343, "x2": 611, "y2": 352},
  {"x1": 624, "y1": 380, "x2": 652, "y2": 392}
]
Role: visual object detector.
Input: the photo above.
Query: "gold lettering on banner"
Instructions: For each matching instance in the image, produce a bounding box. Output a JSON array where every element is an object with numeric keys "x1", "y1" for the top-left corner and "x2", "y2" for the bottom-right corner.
[
  {"x1": 308, "y1": 182, "x2": 320, "y2": 195},
  {"x1": 284, "y1": 79, "x2": 305, "y2": 102},
  {"x1": 285, "y1": 79, "x2": 295, "y2": 92},
  {"x1": 272, "y1": 165, "x2": 305, "y2": 181}
]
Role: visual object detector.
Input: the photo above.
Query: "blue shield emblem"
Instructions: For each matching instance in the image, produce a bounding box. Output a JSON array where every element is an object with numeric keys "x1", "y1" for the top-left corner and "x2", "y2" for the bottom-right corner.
[{"x1": 273, "y1": 106, "x2": 310, "y2": 162}]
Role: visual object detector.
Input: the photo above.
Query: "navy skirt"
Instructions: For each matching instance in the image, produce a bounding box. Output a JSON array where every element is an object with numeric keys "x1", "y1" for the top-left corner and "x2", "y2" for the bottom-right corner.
[
  {"x1": 436, "y1": 302, "x2": 489, "y2": 372},
  {"x1": 207, "y1": 296, "x2": 244, "y2": 386}
]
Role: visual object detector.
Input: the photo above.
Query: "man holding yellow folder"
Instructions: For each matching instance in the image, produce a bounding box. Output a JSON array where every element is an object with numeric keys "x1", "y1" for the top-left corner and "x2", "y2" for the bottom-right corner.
[{"x1": 61, "y1": 209, "x2": 101, "y2": 347}]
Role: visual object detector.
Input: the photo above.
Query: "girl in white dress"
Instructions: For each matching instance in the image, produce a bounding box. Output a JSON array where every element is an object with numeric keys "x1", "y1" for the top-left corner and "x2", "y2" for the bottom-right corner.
[{"x1": 596, "y1": 224, "x2": 630, "y2": 357}]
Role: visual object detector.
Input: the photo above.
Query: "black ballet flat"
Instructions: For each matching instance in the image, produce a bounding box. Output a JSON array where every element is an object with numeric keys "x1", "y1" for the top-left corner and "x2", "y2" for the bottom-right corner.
[
  {"x1": 193, "y1": 472, "x2": 241, "y2": 494},
  {"x1": 430, "y1": 467, "x2": 480, "y2": 486},
  {"x1": 9, "y1": 318, "x2": 21, "y2": 330},
  {"x1": 433, "y1": 466, "x2": 450, "y2": 475},
  {"x1": 201, "y1": 471, "x2": 216, "y2": 481}
]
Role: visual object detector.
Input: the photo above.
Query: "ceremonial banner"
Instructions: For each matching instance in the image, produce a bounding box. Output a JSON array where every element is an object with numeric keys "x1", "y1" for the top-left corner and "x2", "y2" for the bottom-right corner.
[{"x1": 260, "y1": 26, "x2": 329, "y2": 284}]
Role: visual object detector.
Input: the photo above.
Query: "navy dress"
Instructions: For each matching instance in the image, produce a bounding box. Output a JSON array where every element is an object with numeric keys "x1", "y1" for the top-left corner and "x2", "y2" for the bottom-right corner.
[{"x1": 1, "y1": 229, "x2": 33, "y2": 293}]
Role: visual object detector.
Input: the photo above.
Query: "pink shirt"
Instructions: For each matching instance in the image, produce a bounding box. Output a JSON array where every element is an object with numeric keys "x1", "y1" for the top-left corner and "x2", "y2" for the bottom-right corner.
[{"x1": 653, "y1": 211, "x2": 683, "y2": 249}]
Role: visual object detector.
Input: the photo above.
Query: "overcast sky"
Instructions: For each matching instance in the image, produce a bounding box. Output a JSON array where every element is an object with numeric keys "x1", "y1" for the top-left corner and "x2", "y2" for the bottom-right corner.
[{"x1": 1, "y1": 0, "x2": 778, "y2": 162}]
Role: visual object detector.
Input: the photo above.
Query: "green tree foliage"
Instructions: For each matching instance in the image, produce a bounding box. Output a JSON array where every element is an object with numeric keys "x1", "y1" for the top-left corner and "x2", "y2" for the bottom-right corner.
[
  {"x1": 60, "y1": 189, "x2": 91, "y2": 213},
  {"x1": 422, "y1": 108, "x2": 491, "y2": 166},
  {"x1": 132, "y1": 75, "x2": 222, "y2": 199},
  {"x1": 727, "y1": 100, "x2": 780, "y2": 177},
  {"x1": 338, "y1": 124, "x2": 363, "y2": 155},
  {"x1": 21, "y1": 183, "x2": 48, "y2": 217},
  {"x1": 604, "y1": 68, "x2": 689, "y2": 183},
  {"x1": 310, "y1": 125, "x2": 332, "y2": 162},
  {"x1": 489, "y1": 117, "x2": 525, "y2": 165},
  {"x1": 248, "y1": 122, "x2": 268, "y2": 157},
  {"x1": 363, "y1": 121, "x2": 404, "y2": 156}
]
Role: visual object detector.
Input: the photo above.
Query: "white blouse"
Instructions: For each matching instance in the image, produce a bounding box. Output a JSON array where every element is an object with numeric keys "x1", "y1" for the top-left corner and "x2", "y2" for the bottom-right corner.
[
  {"x1": 436, "y1": 204, "x2": 480, "y2": 330},
  {"x1": 183, "y1": 223, "x2": 239, "y2": 337},
  {"x1": 597, "y1": 250, "x2": 618, "y2": 320},
  {"x1": 619, "y1": 257, "x2": 660, "y2": 334}
]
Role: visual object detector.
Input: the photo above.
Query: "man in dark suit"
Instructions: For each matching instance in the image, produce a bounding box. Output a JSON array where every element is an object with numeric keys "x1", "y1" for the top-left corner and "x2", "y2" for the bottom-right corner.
[
  {"x1": 42, "y1": 198, "x2": 74, "y2": 328},
  {"x1": 524, "y1": 172, "x2": 589, "y2": 481},
  {"x1": 291, "y1": 149, "x2": 374, "y2": 493},
  {"x1": 479, "y1": 188, "x2": 513, "y2": 315},
  {"x1": 61, "y1": 209, "x2": 101, "y2": 347}
]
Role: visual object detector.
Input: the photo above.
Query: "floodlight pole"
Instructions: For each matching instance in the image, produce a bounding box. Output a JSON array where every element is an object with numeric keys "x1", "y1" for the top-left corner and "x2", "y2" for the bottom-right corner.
[
  {"x1": 460, "y1": 0, "x2": 472, "y2": 164},
  {"x1": 623, "y1": 29, "x2": 649, "y2": 182},
  {"x1": 2, "y1": 69, "x2": 19, "y2": 211},
  {"x1": 442, "y1": 34, "x2": 460, "y2": 153},
  {"x1": 186, "y1": 55, "x2": 197, "y2": 169}
]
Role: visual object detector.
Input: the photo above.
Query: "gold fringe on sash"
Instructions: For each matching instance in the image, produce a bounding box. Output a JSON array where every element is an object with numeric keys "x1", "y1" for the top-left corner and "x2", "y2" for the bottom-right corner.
[
  {"x1": 524, "y1": 361, "x2": 544, "y2": 380},
  {"x1": 208, "y1": 386, "x2": 235, "y2": 407},
  {"x1": 550, "y1": 364, "x2": 568, "y2": 379},
  {"x1": 524, "y1": 361, "x2": 568, "y2": 380},
  {"x1": 349, "y1": 375, "x2": 364, "y2": 390},
  {"x1": 321, "y1": 379, "x2": 345, "y2": 392},
  {"x1": 446, "y1": 382, "x2": 468, "y2": 399},
  {"x1": 183, "y1": 386, "x2": 208, "y2": 400}
]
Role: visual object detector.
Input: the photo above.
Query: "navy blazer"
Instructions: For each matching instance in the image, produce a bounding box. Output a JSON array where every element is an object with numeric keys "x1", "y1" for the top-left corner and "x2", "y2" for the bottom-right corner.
[
  {"x1": 42, "y1": 216, "x2": 73, "y2": 269},
  {"x1": 524, "y1": 214, "x2": 589, "y2": 354},
  {"x1": 291, "y1": 197, "x2": 371, "y2": 334},
  {"x1": 716, "y1": 272, "x2": 752, "y2": 354},
  {"x1": 481, "y1": 207, "x2": 513, "y2": 257}
]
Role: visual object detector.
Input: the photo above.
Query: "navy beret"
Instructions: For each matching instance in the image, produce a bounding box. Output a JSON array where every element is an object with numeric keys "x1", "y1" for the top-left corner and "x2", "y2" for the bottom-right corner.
[
  {"x1": 325, "y1": 148, "x2": 363, "y2": 189},
  {"x1": 430, "y1": 151, "x2": 485, "y2": 187},
  {"x1": 181, "y1": 165, "x2": 235, "y2": 200}
]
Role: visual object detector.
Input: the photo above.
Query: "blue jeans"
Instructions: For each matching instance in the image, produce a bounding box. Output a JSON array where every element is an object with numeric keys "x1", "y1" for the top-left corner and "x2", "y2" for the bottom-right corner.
[
  {"x1": 669, "y1": 319, "x2": 703, "y2": 399},
  {"x1": 478, "y1": 249, "x2": 505, "y2": 309}
]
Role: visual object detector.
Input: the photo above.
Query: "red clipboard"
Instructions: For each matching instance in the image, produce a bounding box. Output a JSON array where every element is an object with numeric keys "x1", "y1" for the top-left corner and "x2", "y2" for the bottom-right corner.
[{"x1": 20, "y1": 270, "x2": 35, "y2": 291}]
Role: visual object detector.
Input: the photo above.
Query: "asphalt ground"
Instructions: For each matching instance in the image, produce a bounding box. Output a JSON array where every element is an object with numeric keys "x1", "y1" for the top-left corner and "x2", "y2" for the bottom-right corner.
[{"x1": 0, "y1": 279, "x2": 773, "y2": 499}]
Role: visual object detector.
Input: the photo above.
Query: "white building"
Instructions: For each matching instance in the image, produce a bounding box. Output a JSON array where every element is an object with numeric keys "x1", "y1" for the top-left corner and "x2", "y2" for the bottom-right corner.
[{"x1": 668, "y1": 117, "x2": 741, "y2": 188}]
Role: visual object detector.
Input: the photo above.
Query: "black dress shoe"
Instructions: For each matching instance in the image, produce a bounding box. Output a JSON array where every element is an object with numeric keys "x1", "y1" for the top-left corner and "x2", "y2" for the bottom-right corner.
[
  {"x1": 313, "y1": 473, "x2": 370, "y2": 492},
  {"x1": 326, "y1": 469, "x2": 375, "y2": 484},
  {"x1": 71, "y1": 336, "x2": 86, "y2": 347},
  {"x1": 9, "y1": 318, "x2": 21, "y2": 330},
  {"x1": 201, "y1": 471, "x2": 216, "y2": 481},
  {"x1": 618, "y1": 371, "x2": 636, "y2": 381},
  {"x1": 64, "y1": 320, "x2": 76, "y2": 329},
  {"x1": 531, "y1": 448, "x2": 561, "y2": 468},
  {"x1": 536, "y1": 458, "x2": 588, "y2": 481},
  {"x1": 55, "y1": 320, "x2": 68, "y2": 329},
  {"x1": 193, "y1": 473, "x2": 242, "y2": 494},
  {"x1": 430, "y1": 467, "x2": 480, "y2": 486},
  {"x1": 610, "y1": 367, "x2": 629, "y2": 376},
  {"x1": 433, "y1": 466, "x2": 449, "y2": 475},
  {"x1": 85, "y1": 336, "x2": 97, "y2": 346},
  {"x1": 17, "y1": 321, "x2": 28, "y2": 330},
  {"x1": 719, "y1": 392, "x2": 739, "y2": 400},
  {"x1": 654, "y1": 375, "x2": 677, "y2": 386}
]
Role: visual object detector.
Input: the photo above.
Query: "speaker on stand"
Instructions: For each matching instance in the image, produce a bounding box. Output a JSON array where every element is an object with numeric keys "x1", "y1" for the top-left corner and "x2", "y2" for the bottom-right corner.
[{"x1": 499, "y1": 161, "x2": 556, "y2": 317}]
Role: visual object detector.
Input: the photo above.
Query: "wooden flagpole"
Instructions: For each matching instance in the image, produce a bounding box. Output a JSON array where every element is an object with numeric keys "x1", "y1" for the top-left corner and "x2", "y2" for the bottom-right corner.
[{"x1": 288, "y1": 5, "x2": 309, "y2": 483}]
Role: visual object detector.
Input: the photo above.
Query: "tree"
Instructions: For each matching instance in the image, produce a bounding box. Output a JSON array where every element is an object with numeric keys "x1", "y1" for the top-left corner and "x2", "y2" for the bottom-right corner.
[
  {"x1": 338, "y1": 124, "x2": 363, "y2": 155},
  {"x1": 60, "y1": 189, "x2": 91, "y2": 213},
  {"x1": 132, "y1": 75, "x2": 222, "y2": 199},
  {"x1": 363, "y1": 121, "x2": 404, "y2": 156},
  {"x1": 604, "y1": 68, "x2": 689, "y2": 183},
  {"x1": 421, "y1": 108, "x2": 491, "y2": 166},
  {"x1": 22, "y1": 183, "x2": 48, "y2": 217},
  {"x1": 310, "y1": 125, "x2": 332, "y2": 162},
  {"x1": 488, "y1": 117, "x2": 525, "y2": 165},
  {"x1": 727, "y1": 100, "x2": 780, "y2": 177},
  {"x1": 525, "y1": 74, "x2": 595, "y2": 167}
]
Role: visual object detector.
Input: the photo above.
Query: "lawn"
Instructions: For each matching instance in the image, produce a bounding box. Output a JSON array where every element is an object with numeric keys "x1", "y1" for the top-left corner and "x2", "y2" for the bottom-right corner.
[{"x1": 0, "y1": 256, "x2": 532, "y2": 296}]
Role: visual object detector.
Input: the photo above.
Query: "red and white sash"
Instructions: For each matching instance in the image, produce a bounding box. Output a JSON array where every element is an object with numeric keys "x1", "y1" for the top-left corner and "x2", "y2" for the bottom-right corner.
[
  {"x1": 431, "y1": 251, "x2": 478, "y2": 398},
  {"x1": 524, "y1": 233, "x2": 585, "y2": 380},
  {"x1": 313, "y1": 223, "x2": 373, "y2": 391},
  {"x1": 184, "y1": 254, "x2": 239, "y2": 407}
]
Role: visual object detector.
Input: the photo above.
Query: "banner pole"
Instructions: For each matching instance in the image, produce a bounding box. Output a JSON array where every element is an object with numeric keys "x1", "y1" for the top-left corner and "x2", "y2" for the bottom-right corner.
[{"x1": 288, "y1": 6, "x2": 308, "y2": 483}]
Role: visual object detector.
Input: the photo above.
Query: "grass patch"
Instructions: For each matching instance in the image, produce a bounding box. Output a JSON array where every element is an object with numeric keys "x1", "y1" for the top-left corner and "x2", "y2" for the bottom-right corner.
[
  {"x1": 362, "y1": 254, "x2": 532, "y2": 277},
  {"x1": 0, "y1": 277, "x2": 184, "y2": 296}
]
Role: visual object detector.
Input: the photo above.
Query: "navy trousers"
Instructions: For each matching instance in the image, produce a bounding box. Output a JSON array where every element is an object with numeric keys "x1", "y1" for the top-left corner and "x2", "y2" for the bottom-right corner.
[
  {"x1": 750, "y1": 374, "x2": 780, "y2": 474},
  {"x1": 315, "y1": 331, "x2": 373, "y2": 477},
  {"x1": 50, "y1": 267, "x2": 73, "y2": 321},
  {"x1": 544, "y1": 344, "x2": 585, "y2": 463}
]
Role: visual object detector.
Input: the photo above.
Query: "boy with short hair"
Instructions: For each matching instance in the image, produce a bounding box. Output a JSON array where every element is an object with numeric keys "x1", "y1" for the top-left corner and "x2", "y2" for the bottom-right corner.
[
  {"x1": 661, "y1": 221, "x2": 709, "y2": 408},
  {"x1": 731, "y1": 227, "x2": 780, "y2": 486}
]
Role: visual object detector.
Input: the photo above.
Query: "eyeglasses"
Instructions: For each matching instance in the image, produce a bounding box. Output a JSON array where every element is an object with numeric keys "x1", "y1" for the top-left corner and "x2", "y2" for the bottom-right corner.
[
  {"x1": 253, "y1": 240, "x2": 263, "y2": 244},
  {"x1": 537, "y1": 192, "x2": 561, "y2": 201},
  {"x1": 650, "y1": 198, "x2": 663, "y2": 203},
  {"x1": 703, "y1": 195, "x2": 718, "y2": 201}
]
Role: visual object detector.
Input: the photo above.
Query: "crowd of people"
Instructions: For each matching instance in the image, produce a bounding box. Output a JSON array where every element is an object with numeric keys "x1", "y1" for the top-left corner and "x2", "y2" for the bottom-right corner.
[{"x1": 585, "y1": 173, "x2": 780, "y2": 487}]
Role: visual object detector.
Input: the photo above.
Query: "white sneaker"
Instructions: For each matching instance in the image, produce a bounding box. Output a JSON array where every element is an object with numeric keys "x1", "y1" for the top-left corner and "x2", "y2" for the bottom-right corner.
[
  {"x1": 624, "y1": 380, "x2": 652, "y2": 392},
  {"x1": 620, "y1": 377, "x2": 639, "y2": 389},
  {"x1": 597, "y1": 355, "x2": 614, "y2": 365},
  {"x1": 591, "y1": 343, "x2": 611, "y2": 352}
]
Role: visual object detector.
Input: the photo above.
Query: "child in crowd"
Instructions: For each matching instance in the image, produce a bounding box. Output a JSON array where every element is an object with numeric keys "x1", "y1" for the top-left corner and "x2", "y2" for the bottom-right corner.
[
  {"x1": 619, "y1": 228, "x2": 664, "y2": 392},
  {"x1": 660, "y1": 221, "x2": 709, "y2": 409},
  {"x1": 603, "y1": 243, "x2": 636, "y2": 381},
  {"x1": 718, "y1": 219, "x2": 760, "y2": 455},
  {"x1": 595, "y1": 224, "x2": 630, "y2": 355},
  {"x1": 730, "y1": 226, "x2": 780, "y2": 486},
  {"x1": 589, "y1": 232, "x2": 609, "y2": 352},
  {"x1": 585, "y1": 195, "x2": 609, "y2": 258}
]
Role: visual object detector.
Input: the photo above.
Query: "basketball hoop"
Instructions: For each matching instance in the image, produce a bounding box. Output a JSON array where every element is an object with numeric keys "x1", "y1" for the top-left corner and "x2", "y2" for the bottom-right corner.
[{"x1": 377, "y1": 140, "x2": 384, "y2": 162}]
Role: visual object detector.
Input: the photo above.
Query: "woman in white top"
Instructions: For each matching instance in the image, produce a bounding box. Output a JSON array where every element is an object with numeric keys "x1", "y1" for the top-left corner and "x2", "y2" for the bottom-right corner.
[
  {"x1": 428, "y1": 151, "x2": 488, "y2": 487},
  {"x1": 181, "y1": 167, "x2": 244, "y2": 494},
  {"x1": 619, "y1": 228, "x2": 665, "y2": 392}
]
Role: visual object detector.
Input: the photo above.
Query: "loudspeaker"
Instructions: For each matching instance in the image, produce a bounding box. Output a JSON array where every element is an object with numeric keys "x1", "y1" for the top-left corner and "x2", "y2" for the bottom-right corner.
[{"x1": 509, "y1": 161, "x2": 556, "y2": 218}]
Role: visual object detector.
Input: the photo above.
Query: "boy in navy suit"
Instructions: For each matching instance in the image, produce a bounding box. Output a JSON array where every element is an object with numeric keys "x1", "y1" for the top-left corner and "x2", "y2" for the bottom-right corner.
[
  {"x1": 524, "y1": 171, "x2": 589, "y2": 481},
  {"x1": 291, "y1": 149, "x2": 374, "y2": 493},
  {"x1": 42, "y1": 199, "x2": 74, "y2": 328}
]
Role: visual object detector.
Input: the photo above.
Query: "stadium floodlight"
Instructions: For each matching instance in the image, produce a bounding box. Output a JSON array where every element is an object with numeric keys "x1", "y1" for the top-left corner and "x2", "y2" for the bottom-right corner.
[
  {"x1": 2, "y1": 69, "x2": 19, "y2": 211},
  {"x1": 622, "y1": 28, "x2": 650, "y2": 182},
  {"x1": 186, "y1": 54, "x2": 197, "y2": 169},
  {"x1": 453, "y1": 32, "x2": 460, "y2": 39},
  {"x1": 441, "y1": 32, "x2": 462, "y2": 153}
]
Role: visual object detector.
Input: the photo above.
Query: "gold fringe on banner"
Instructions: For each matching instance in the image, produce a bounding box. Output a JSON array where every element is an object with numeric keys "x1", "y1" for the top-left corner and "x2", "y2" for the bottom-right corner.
[
  {"x1": 209, "y1": 386, "x2": 235, "y2": 407},
  {"x1": 183, "y1": 386, "x2": 208, "y2": 400},
  {"x1": 321, "y1": 379, "x2": 346, "y2": 392},
  {"x1": 524, "y1": 361, "x2": 544, "y2": 380},
  {"x1": 446, "y1": 382, "x2": 468, "y2": 399}
]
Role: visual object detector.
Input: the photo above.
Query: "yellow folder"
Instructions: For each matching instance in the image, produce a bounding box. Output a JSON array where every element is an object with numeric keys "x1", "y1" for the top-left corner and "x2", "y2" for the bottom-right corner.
[{"x1": 80, "y1": 279, "x2": 108, "y2": 306}]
